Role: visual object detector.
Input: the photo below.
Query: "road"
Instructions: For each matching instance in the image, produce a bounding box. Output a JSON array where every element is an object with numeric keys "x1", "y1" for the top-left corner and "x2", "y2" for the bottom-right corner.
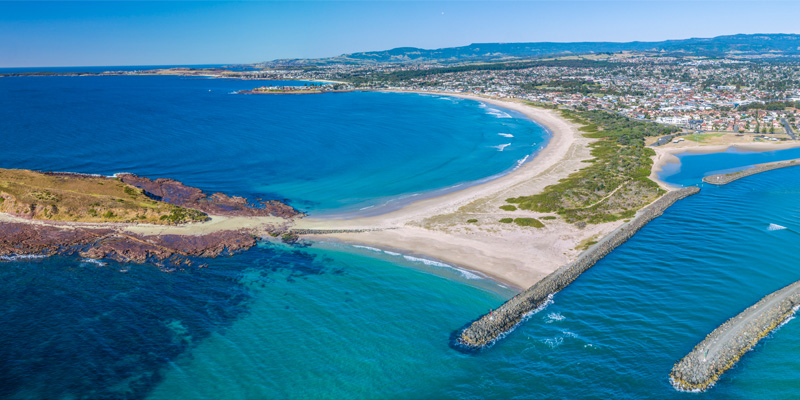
[{"x1": 781, "y1": 118, "x2": 797, "y2": 140}]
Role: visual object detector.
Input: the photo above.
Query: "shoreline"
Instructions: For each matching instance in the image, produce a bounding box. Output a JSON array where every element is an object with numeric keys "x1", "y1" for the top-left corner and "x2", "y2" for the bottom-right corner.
[
  {"x1": 650, "y1": 142, "x2": 800, "y2": 187},
  {"x1": 313, "y1": 96, "x2": 551, "y2": 220},
  {"x1": 293, "y1": 92, "x2": 622, "y2": 288}
]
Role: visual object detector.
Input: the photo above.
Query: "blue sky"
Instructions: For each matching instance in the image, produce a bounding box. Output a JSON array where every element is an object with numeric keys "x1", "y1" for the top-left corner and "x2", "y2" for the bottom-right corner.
[{"x1": 3, "y1": 1, "x2": 800, "y2": 67}]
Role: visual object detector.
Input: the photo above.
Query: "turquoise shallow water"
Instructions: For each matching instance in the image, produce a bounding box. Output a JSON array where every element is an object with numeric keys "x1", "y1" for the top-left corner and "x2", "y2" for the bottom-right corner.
[{"x1": 3, "y1": 73, "x2": 800, "y2": 398}]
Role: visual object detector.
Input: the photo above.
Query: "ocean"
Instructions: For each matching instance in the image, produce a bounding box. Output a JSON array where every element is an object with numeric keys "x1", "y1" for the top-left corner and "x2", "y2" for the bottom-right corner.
[{"x1": 2, "y1": 74, "x2": 800, "y2": 399}]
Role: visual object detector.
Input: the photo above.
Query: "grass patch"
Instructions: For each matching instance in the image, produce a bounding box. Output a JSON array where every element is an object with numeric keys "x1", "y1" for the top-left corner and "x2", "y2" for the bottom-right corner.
[
  {"x1": 513, "y1": 217, "x2": 544, "y2": 228},
  {"x1": 506, "y1": 109, "x2": 674, "y2": 224},
  {"x1": 466, "y1": 219, "x2": 478, "y2": 223},
  {"x1": 499, "y1": 205, "x2": 517, "y2": 211},
  {"x1": 0, "y1": 168, "x2": 208, "y2": 224},
  {"x1": 499, "y1": 218, "x2": 513, "y2": 223},
  {"x1": 686, "y1": 133, "x2": 724, "y2": 143},
  {"x1": 540, "y1": 216, "x2": 557, "y2": 220}
]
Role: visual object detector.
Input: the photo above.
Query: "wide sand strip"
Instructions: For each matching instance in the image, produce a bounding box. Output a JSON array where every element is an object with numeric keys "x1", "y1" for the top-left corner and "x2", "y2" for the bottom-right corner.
[{"x1": 293, "y1": 95, "x2": 630, "y2": 288}]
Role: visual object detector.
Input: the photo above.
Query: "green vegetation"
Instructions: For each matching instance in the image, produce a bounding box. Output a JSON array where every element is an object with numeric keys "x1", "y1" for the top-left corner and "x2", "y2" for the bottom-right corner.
[
  {"x1": 0, "y1": 168, "x2": 208, "y2": 224},
  {"x1": 686, "y1": 133, "x2": 725, "y2": 143},
  {"x1": 499, "y1": 205, "x2": 517, "y2": 211},
  {"x1": 513, "y1": 217, "x2": 544, "y2": 228},
  {"x1": 123, "y1": 186, "x2": 139, "y2": 196},
  {"x1": 541, "y1": 215, "x2": 557, "y2": 220},
  {"x1": 499, "y1": 218, "x2": 513, "y2": 223},
  {"x1": 737, "y1": 101, "x2": 800, "y2": 111},
  {"x1": 159, "y1": 208, "x2": 207, "y2": 224},
  {"x1": 467, "y1": 219, "x2": 478, "y2": 223},
  {"x1": 506, "y1": 109, "x2": 675, "y2": 223}
]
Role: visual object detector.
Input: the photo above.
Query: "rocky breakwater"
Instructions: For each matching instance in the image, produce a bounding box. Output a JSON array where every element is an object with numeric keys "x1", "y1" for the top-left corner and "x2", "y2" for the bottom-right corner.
[
  {"x1": 702, "y1": 158, "x2": 800, "y2": 185},
  {"x1": 455, "y1": 186, "x2": 700, "y2": 350},
  {"x1": 670, "y1": 280, "x2": 800, "y2": 392}
]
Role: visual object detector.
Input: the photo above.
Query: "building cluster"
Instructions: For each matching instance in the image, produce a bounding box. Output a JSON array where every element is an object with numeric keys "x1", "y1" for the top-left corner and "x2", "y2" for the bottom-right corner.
[{"x1": 254, "y1": 55, "x2": 800, "y2": 134}]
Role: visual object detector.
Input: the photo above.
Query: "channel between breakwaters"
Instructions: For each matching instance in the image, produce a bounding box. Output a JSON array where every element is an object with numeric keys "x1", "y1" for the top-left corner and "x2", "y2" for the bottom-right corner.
[
  {"x1": 670, "y1": 279, "x2": 800, "y2": 392},
  {"x1": 703, "y1": 158, "x2": 800, "y2": 185},
  {"x1": 455, "y1": 186, "x2": 701, "y2": 349}
]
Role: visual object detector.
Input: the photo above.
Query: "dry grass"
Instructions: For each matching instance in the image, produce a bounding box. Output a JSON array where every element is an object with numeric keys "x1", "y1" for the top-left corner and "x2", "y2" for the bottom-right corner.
[{"x1": 0, "y1": 169, "x2": 207, "y2": 224}]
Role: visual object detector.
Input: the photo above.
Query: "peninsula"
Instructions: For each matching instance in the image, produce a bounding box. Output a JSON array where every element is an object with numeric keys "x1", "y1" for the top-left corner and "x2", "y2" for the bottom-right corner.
[{"x1": 0, "y1": 169, "x2": 299, "y2": 268}]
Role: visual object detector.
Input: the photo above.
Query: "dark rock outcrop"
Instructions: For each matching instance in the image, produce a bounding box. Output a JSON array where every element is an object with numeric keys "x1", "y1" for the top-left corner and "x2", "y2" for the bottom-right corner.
[
  {"x1": 117, "y1": 173, "x2": 300, "y2": 218},
  {"x1": 0, "y1": 221, "x2": 259, "y2": 268}
]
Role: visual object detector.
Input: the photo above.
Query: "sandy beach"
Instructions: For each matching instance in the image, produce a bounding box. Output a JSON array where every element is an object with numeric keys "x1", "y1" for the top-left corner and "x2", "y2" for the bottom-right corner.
[
  {"x1": 292, "y1": 94, "x2": 628, "y2": 288},
  {"x1": 7, "y1": 91, "x2": 799, "y2": 289}
]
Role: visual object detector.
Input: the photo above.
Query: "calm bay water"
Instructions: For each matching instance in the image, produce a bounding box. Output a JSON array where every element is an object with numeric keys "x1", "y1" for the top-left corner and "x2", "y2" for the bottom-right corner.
[
  {"x1": 2, "y1": 74, "x2": 800, "y2": 399},
  {"x1": 0, "y1": 75, "x2": 547, "y2": 215}
]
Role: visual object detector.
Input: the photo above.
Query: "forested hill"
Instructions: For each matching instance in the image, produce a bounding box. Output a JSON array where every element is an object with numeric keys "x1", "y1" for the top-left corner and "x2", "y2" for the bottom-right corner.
[{"x1": 253, "y1": 34, "x2": 800, "y2": 67}]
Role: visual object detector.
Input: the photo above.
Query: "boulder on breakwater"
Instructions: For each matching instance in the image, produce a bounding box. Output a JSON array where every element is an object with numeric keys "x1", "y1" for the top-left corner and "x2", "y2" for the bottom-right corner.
[
  {"x1": 703, "y1": 158, "x2": 800, "y2": 185},
  {"x1": 670, "y1": 280, "x2": 800, "y2": 392},
  {"x1": 455, "y1": 186, "x2": 700, "y2": 350}
]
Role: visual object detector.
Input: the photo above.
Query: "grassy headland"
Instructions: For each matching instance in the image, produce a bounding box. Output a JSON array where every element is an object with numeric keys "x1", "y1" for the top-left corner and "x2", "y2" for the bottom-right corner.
[
  {"x1": 507, "y1": 108, "x2": 679, "y2": 223},
  {"x1": 0, "y1": 169, "x2": 208, "y2": 224}
]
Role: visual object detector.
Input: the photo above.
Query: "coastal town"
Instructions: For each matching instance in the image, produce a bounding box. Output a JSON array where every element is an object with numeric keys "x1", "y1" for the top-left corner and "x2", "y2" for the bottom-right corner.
[{"x1": 225, "y1": 53, "x2": 800, "y2": 140}]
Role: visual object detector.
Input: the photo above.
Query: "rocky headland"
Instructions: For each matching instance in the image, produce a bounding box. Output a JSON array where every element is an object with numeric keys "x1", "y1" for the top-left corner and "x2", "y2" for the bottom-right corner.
[{"x1": 0, "y1": 169, "x2": 301, "y2": 268}]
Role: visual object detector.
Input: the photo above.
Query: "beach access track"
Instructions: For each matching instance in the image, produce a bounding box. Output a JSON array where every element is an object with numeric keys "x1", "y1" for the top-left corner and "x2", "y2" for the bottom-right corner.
[
  {"x1": 455, "y1": 186, "x2": 700, "y2": 349},
  {"x1": 670, "y1": 279, "x2": 800, "y2": 391},
  {"x1": 703, "y1": 158, "x2": 800, "y2": 185}
]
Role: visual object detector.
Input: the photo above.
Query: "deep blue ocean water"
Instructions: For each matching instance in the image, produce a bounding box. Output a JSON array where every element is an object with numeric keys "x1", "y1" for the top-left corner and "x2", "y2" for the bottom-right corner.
[
  {"x1": 0, "y1": 75, "x2": 547, "y2": 215},
  {"x1": 2, "y1": 74, "x2": 800, "y2": 399}
]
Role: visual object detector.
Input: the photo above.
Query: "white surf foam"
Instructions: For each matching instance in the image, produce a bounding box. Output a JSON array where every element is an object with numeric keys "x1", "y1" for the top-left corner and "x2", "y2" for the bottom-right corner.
[
  {"x1": 352, "y1": 245, "x2": 383, "y2": 253},
  {"x1": 768, "y1": 223, "x2": 788, "y2": 231},
  {"x1": 81, "y1": 258, "x2": 108, "y2": 267},
  {"x1": 350, "y1": 244, "x2": 484, "y2": 281},
  {"x1": 498, "y1": 133, "x2": 514, "y2": 138},
  {"x1": 0, "y1": 254, "x2": 47, "y2": 262},
  {"x1": 511, "y1": 155, "x2": 529, "y2": 171},
  {"x1": 494, "y1": 143, "x2": 511, "y2": 152},
  {"x1": 543, "y1": 336, "x2": 564, "y2": 349},
  {"x1": 546, "y1": 312, "x2": 566, "y2": 323},
  {"x1": 402, "y1": 255, "x2": 482, "y2": 280}
]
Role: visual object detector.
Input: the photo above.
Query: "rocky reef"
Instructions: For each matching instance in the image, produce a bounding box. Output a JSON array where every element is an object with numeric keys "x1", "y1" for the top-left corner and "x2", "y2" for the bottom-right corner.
[
  {"x1": 0, "y1": 221, "x2": 261, "y2": 269},
  {"x1": 455, "y1": 187, "x2": 701, "y2": 350},
  {"x1": 116, "y1": 173, "x2": 300, "y2": 218},
  {"x1": 0, "y1": 170, "x2": 301, "y2": 268}
]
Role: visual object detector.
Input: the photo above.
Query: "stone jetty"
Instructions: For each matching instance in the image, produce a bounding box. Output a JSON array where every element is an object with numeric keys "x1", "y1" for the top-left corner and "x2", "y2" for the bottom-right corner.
[
  {"x1": 702, "y1": 158, "x2": 800, "y2": 185},
  {"x1": 455, "y1": 186, "x2": 700, "y2": 349},
  {"x1": 670, "y1": 280, "x2": 800, "y2": 391}
]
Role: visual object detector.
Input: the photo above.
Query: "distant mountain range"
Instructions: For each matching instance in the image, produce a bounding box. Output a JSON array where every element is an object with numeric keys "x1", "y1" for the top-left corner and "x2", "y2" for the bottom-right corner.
[{"x1": 251, "y1": 34, "x2": 800, "y2": 67}]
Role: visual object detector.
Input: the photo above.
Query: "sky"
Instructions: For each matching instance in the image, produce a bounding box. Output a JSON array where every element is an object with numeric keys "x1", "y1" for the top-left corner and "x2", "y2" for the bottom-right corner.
[{"x1": 2, "y1": 1, "x2": 800, "y2": 68}]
